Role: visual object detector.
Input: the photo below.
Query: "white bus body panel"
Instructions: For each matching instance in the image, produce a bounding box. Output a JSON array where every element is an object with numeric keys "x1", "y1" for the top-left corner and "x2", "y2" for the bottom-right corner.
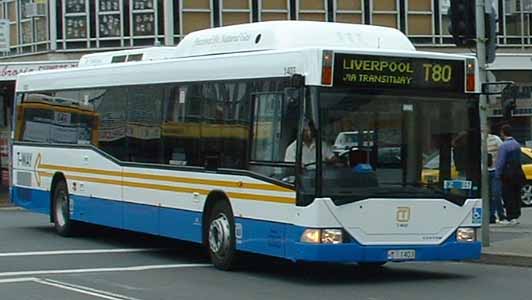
[{"x1": 295, "y1": 198, "x2": 481, "y2": 245}]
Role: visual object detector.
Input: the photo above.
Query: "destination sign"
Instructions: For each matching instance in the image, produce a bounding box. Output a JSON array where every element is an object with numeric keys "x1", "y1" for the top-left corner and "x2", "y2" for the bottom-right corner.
[{"x1": 333, "y1": 54, "x2": 465, "y2": 93}]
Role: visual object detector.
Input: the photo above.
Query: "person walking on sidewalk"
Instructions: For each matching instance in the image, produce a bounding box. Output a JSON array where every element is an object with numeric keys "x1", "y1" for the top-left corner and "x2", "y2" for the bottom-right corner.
[
  {"x1": 495, "y1": 124, "x2": 525, "y2": 225},
  {"x1": 487, "y1": 131, "x2": 505, "y2": 223}
]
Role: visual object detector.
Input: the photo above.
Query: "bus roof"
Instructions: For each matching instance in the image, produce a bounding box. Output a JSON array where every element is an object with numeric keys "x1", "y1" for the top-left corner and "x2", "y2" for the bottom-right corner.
[
  {"x1": 77, "y1": 21, "x2": 416, "y2": 68},
  {"x1": 16, "y1": 21, "x2": 475, "y2": 92}
]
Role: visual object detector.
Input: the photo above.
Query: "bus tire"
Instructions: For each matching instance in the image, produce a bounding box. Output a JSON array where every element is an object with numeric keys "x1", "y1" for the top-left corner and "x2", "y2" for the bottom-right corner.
[
  {"x1": 52, "y1": 180, "x2": 77, "y2": 237},
  {"x1": 207, "y1": 200, "x2": 238, "y2": 270}
]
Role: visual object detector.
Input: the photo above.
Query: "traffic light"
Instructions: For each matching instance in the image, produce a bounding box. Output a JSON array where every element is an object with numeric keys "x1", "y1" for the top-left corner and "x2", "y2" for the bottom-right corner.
[
  {"x1": 501, "y1": 86, "x2": 517, "y2": 121},
  {"x1": 502, "y1": 97, "x2": 516, "y2": 121},
  {"x1": 448, "y1": 0, "x2": 476, "y2": 47}
]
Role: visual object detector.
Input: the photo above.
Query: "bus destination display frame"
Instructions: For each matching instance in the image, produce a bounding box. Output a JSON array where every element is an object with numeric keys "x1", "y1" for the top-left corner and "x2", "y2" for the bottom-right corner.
[{"x1": 333, "y1": 53, "x2": 465, "y2": 94}]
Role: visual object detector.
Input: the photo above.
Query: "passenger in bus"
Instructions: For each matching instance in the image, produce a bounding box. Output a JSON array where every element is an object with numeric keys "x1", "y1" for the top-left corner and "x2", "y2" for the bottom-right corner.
[{"x1": 284, "y1": 119, "x2": 335, "y2": 165}]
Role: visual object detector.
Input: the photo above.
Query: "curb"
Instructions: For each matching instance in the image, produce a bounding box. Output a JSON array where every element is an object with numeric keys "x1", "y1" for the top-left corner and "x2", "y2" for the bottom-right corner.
[{"x1": 476, "y1": 253, "x2": 532, "y2": 268}]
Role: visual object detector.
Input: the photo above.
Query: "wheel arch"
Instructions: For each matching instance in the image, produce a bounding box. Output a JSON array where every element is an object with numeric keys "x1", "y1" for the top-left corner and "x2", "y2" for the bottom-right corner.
[
  {"x1": 49, "y1": 172, "x2": 67, "y2": 223},
  {"x1": 202, "y1": 190, "x2": 233, "y2": 245}
]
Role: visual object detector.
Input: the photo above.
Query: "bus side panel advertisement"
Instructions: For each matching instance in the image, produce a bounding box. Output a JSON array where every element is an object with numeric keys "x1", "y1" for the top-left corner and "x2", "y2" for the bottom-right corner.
[{"x1": 333, "y1": 54, "x2": 465, "y2": 93}]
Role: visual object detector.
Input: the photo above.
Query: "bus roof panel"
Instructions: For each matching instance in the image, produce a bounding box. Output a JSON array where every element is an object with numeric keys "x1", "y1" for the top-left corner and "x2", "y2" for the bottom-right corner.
[
  {"x1": 175, "y1": 21, "x2": 416, "y2": 58},
  {"x1": 76, "y1": 21, "x2": 416, "y2": 68}
]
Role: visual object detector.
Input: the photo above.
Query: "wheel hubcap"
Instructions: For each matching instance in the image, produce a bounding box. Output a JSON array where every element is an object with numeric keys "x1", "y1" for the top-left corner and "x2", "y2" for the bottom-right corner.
[
  {"x1": 521, "y1": 184, "x2": 532, "y2": 206},
  {"x1": 55, "y1": 190, "x2": 68, "y2": 227},
  {"x1": 208, "y1": 213, "x2": 231, "y2": 257}
]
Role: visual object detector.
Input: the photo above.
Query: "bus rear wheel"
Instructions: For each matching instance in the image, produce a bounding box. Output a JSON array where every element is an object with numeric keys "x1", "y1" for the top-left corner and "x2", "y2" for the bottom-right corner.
[
  {"x1": 207, "y1": 201, "x2": 238, "y2": 270},
  {"x1": 52, "y1": 180, "x2": 77, "y2": 237}
]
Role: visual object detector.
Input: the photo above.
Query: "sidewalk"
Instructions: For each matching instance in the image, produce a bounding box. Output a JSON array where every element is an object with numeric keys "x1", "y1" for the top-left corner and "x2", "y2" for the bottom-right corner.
[{"x1": 479, "y1": 207, "x2": 532, "y2": 267}]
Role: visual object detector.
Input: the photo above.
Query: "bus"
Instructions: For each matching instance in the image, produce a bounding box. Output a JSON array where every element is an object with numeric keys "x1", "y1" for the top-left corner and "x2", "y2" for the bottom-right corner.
[{"x1": 11, "y1": 21, "x2": 482, "y2": 270}]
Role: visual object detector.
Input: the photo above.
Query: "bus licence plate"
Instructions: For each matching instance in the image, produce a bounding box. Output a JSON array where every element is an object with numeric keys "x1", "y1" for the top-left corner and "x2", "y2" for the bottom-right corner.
[{"x1": 387, "y1": 249, "x2": 416, "y2": 261}]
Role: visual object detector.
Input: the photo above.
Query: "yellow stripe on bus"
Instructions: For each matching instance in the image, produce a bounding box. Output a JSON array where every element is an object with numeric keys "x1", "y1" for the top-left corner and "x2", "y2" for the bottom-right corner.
[
  {"x1": 58, "y1": 174, "x2": 295, "y2": 204},
  {"x1": 38, "y1": 163, "x2": 292, "y2": 193}
]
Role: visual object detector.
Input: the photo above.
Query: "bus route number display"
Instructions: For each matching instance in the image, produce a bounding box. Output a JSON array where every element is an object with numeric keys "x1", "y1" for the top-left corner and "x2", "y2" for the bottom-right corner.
[{"x1": 333, "y1": 53, "x2": 465, "y2": 93}]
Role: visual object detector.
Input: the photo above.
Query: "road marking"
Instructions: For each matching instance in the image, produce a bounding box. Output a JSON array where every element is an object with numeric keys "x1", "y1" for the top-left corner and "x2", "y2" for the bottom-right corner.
[
  {"x1": 0, "y1": 248, "x2": 167, "y2": 257},
  {"x1": 0, "y1": 207, "x2": 22, "y2": 211},
  {"x1": 0, "y1": 263, "x2": 211, "y2": 277},
  {"x1": 0, "y1": 277, "x2": 143, "y2": 300},
  {"x1": 0, "y1": 277, "x2": 38, "y2": 284},
  {"x1": 36, "y1": 278, "x2": 143, "y2": 300}
]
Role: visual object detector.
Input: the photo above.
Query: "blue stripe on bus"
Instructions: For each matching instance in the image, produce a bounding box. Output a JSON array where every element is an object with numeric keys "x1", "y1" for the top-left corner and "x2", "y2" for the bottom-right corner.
[
  {"x1": 12, "y1": 186, "x2": 50, "y2": 215},
  {"x1": 12, "y1": 186, "x2": 481, "y2": 263},
  {"x1": 70, "y1": 195, "x2": 124, "y2": 229}
]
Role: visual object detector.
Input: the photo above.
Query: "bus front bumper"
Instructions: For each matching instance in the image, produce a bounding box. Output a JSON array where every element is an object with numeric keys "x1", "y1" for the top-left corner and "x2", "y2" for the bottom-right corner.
[{"x1": 287, "y1": 234, "x2": 481, "y2": 263}]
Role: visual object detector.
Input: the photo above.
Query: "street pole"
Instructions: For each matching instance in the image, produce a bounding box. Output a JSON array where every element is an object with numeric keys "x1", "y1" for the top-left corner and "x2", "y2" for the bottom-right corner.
[{"x1": 476, "y1": 0, "x2": 490, "y2": 247}]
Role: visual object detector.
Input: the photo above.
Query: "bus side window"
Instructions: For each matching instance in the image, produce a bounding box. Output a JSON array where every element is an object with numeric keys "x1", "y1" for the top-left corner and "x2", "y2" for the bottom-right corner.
[{"x1": 162, "y1": 84, "x2": 201, "y2": 167}]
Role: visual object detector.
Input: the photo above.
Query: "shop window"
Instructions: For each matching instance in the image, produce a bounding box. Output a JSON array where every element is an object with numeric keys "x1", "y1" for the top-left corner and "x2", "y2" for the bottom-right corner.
[
  {"x1": 408, "y1": 15, "x2": 432, "y2": 35},
  {"x1": 182, "y1": 0, "x2": 212, "y2": 34},
  {"x1": 371, "y1": 0, "x2": 399, "y2": 29},
  {"x1": 183, "y1": 0, "x2": 210, "y2": 9},
  {"x1": 221, "y1": 0, "x2": 251, "y2": 26},
  {"x1": 373, "y1": 0, "x2": 396, "y2": 11},
  {"x1": 407, "y1": 0, "x2": 433, "y2": 38},
  {"x1": 409, "y1": 0, "x2": 431, "y2": 11},
  {"x1": 298, "y1": 0, "x2": 326, "y2": 21},
  {"x1": 259, "y1": 0, "x2": 289, "y2": 21},
  {"x1": 372, "y1": 14, "x2": 397, "y2": 28},
  {"x1": 335, "y1": 0, "x2": 363, "y2": 24},
  {"x1": 224, "y1": 0, "x2": 250, "y2": 9}
]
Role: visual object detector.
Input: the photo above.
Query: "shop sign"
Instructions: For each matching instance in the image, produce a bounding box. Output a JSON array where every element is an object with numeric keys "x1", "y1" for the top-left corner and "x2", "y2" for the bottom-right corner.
[{"x1": 0, "y1": 61, "x2": 78, "y2": 81}]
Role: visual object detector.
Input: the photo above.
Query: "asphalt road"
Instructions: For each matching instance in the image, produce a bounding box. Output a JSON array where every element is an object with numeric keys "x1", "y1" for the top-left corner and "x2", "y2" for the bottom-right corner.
[{"x1": 1, "y1": 208, "x2": 531, "y2": 300}]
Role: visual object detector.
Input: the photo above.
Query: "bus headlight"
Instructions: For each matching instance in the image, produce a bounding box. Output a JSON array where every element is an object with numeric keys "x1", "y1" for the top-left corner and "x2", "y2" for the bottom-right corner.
[
  {"x1": 457, "y1": 228, "x2": 476, "y2": 242},
  {"x1": 301, "y1": 229, "x2": 343, "y2": 244}
]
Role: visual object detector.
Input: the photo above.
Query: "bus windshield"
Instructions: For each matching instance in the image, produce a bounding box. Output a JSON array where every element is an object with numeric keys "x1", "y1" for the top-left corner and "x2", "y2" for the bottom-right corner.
[{"x1": 317, "y1": 88, "x2": 480, "y2": 205}]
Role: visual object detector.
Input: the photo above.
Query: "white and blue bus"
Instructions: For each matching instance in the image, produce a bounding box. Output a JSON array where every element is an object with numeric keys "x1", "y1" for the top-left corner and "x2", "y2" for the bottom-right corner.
[{"x1": 11, "y1": 21, "x2": 482, "y2": 270}]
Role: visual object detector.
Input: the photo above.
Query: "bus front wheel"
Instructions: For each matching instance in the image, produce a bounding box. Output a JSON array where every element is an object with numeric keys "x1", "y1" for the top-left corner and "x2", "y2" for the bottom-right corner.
[
  {"x1": 52, "y1": 180, "x2": 77, "y2": 237},
  {"x1": 207, "y1": 200, "x2": 238, "y2": 270}
]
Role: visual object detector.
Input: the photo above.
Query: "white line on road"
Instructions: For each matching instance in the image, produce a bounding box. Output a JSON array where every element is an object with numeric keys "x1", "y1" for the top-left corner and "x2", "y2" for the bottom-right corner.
[
  {"x1": 36, "y1": 278, "x2": 143, "y2": 300},
  {"x1": 0, "y1": 248, "x2": 167, "y2": 257},
  {"x1": 0, "y1": 277, "x2": 145, "y2": 299},
  {"x1": 0, "y1": 263, "x2": 211, "y2": 277},
  {"x1": 0, "y1": 277, "x2": 38, "y2": 284}
]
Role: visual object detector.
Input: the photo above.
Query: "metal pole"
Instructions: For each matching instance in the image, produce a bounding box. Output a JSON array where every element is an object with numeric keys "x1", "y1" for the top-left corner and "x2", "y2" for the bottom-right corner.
[
  {"x1": 163, "y1": 0, "x2": 174, "y2": 46},
  {"x1": 476, "y1": 0, "x2": 490, "y2": 246},
  {"x1": 49, "y1": 0, "x2": 57, "y2": 51}
]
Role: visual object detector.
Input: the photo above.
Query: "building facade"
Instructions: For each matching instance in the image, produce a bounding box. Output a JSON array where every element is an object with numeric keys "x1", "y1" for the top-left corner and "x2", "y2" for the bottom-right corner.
[{"x1": 0, "y1": 0, "x2": 532, "y2": 186}]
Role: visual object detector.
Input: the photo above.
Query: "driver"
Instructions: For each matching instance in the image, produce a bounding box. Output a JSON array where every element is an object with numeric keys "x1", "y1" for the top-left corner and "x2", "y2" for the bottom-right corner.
[{"x1": 284, "y1": 119, "x2": 334, "y2": 164}]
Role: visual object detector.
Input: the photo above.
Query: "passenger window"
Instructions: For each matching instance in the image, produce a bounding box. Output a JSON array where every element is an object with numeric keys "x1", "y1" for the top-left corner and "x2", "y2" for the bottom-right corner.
[
  {"x1": 17, "y1": 92, "x2": 97, "y2": 145},
  {"x1": 126, "y1": 85, "x2": 164, "y2": 164},
  {"x1": 162, "y1": 85, "x2": 201, "y2": 167},
  {"x1": 94, "y1": 87, "x2": 128, "y2": 161}
]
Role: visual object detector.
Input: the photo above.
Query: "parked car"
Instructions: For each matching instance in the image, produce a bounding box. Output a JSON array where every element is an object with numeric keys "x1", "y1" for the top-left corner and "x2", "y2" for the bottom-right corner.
[
  {"x1": 519, "y1": 147, "x2": 532, "y2": 206},
  {"x1": 332, "y1": 131, "x2": 359, "y2": 154},
  {"x1": 422, "y1": 147, "x2": 532, "y2": 206}
]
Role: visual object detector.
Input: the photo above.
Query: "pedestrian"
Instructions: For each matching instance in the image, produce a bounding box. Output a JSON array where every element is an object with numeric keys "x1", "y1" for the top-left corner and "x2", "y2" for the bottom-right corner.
[
  {"x1": 495, "y1": 124, "x2": 525, "y2": 225},
  {"x1": 487, "y1": 131, "x2": 505, "y2": 223}
]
